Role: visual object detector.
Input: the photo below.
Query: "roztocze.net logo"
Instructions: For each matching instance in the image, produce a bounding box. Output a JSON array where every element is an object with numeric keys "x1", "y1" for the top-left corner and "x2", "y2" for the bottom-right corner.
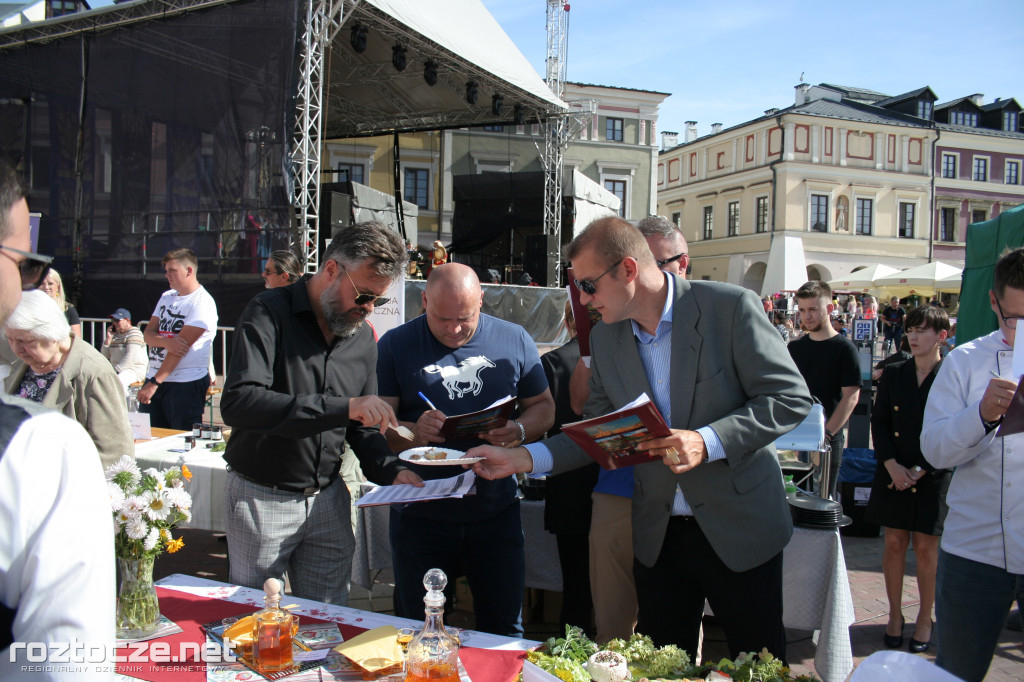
[{"x1": 10, "y1": 639, "x2": 237, "y2": 665}]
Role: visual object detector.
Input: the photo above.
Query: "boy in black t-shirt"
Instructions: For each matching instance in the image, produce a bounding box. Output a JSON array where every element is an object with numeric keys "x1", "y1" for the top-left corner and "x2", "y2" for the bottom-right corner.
[
  {"x1": 788, "y1": 281, "x2": 861, "y2": 499},
  {"x1": 881, "y1": 296, "x2": 906, "y2": 355}
]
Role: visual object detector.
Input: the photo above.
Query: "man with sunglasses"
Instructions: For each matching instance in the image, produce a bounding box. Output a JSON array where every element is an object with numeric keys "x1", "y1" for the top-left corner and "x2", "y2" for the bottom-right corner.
[
  {"x1": 220, "y1": 221, "x2": 420, "y2": 606},
  {"x1": 637, "y1": 215, "x2": 689, "y2": 277},
  {"x1": 470, "y1": 217, "x2": 810, "y2": 661},
  {"x1": 921, "y1": 247, "x2": 1024, "y2": 682},
  {"x1": 0, "y1": 160, "x2": 115, "y2": 675},
  {"x1": 375, "y1": 263, "x2": 555, "y2": 636}
]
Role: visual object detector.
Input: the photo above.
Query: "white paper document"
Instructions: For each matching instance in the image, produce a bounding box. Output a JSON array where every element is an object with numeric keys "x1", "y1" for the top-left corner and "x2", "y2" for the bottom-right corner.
[{"x1": 355, "y1": 471, "x2": 477, "y2": 507}]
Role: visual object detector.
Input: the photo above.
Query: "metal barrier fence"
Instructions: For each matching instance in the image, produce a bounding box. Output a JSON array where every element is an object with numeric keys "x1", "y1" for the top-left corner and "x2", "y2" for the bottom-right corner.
[{"x1": 80, "y1": 318, "x2": 233, "y2": 381}]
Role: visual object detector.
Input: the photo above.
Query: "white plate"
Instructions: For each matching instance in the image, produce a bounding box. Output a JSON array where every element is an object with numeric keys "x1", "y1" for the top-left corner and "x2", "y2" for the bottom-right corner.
[{"x1": 399, "y1": 447, "x2": 483, "y2": 466}]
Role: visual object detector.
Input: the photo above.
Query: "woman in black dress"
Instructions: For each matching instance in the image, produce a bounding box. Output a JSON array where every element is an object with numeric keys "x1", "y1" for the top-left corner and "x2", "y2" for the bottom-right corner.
[{"x1": 865, "y1": 305, "x2": 951, "y2": 654}]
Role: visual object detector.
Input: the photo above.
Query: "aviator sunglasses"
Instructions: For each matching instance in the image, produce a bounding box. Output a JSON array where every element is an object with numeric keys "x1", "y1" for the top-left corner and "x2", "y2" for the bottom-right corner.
[
  {"x1": 342, "y1": 266, "x2": 391, "y2": 306},
  {"x1": 573, "y1": 258, "x2": 622, "y2": 295}
]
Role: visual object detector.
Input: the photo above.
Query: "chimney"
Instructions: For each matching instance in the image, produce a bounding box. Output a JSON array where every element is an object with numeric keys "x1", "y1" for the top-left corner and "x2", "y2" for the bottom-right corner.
[
  {"x1": 711, "y1": 123, "x2": 723, "y2": 135},
  {"x1": 969, "y1": 93, "x2": 984, "y2": 106},
  {"x1": 795, "y1": 82, "x2": 810, "y2": 105},
  {"x1": 764, "y1": 108, "x2": 779, "y2": 116},
  {"x1": 685, "y1": 121, "x2": 698, "y2": 142},
  {"x1": 661, "y1": 131, "x2": 679, "y2": 150}
]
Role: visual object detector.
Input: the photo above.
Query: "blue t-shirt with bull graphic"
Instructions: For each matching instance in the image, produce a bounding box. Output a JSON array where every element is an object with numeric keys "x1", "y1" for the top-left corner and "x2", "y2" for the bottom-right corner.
[{"x1": 376, "y1": 313, "x2": 548, "y2": 520}]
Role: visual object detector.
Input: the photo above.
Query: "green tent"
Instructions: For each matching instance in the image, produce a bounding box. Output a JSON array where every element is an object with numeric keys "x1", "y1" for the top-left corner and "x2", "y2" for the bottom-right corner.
[{"x1": 959, "y1": 202, "x2": 1024, "y2": 344}]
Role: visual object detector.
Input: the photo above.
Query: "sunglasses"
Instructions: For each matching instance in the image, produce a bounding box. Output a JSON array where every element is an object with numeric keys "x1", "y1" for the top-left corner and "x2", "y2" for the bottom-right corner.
[
  {"x1": 342, "y1": 266, "x2": 390, "y2": 306},
  {"x1": 656, "y1": 253, "x2": 687, "y2": 268},
  {"x1": 0, "y1": 245, "x2": 54, "y2": 291},
  {"x1": 573, "y1": 259, "x2": 622, "y2": 296}
]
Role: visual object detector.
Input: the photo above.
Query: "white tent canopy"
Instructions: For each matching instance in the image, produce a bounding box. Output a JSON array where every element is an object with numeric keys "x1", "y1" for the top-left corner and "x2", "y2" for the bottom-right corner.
[
  {"x1": 761, "y1": 235, "x2": 808, "y2": 297},
  {"x1": 873, "y1": 261, "x2": 963, "y2": 298},
  {"x1": 935, "y1": 271, "x2": 964, "y2": 293},
  {"x1": 827, "y1": 264, "x2": 901, "y2": 293},
  {"x1": 570, "y1": 170, "x2": 620, "y2": 236}
]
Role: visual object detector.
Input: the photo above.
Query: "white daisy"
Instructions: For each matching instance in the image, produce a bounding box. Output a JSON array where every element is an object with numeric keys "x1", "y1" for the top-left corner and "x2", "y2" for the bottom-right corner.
[
  {"x1": 179, "y1": 507, "x2": 192, "y2": 524},
  {"x1": 166, "y1": 487, "x2": 192, "y2": 510},
  {"x1": 107, "y1": 482, "x2": 126, "y2": 512},
  {"x1": 126, "y1": 517, "x2": 149, "y2": 540},
  {"x1": 142, "y1": 490, "x2": 172, "y2": 521},
  {"x1": 104, "y1": 455, "x2": 140, "y2": 485},
  {"x1": 114, "y1": 508, "x2": 138, "y2": 528},
  {"x1": 143, "y1": 527, "x2": 160, "y2": 551}
]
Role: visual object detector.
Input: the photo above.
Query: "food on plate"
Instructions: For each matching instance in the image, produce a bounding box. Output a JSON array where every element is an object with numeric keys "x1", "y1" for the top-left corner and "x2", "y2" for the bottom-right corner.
[
  {"x1": 422, "y1": 448, "x2": 448, "y2": 460},
  {"x1": 586, "y1": 650, "x2": 630, "y2": 682}
]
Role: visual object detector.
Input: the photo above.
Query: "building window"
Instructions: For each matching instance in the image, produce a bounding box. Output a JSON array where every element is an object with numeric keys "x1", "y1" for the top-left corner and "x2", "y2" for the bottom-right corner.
[
  {"x1": 335, "y1": 162, "x2": 364, "y2": 185},
  {"x1": 671, "y1": 212, "x2": 681, "y2": 227},
  {"x1": 951, "y1": 111, "x2": 979, "y2": 127},
  {"x1": 606, "y1": 118, "x2": 624, "y2": 142},
  {"x1": 899, "y1": 202, "x2": 915, "y2": 238},
  {"x1": 810, "y1": 194, "x2": 829, "y2": 232},
  {"x1": 1006, "y1": 160, "x2": 1020, "y2": 185},
  {"x1": 917, "y1": 100, "x2": 933, "y2": 120},
  {"x1": 941, "y1": 154, "x2": 957, "y2": 179},
  {"x1": 403, "y1": 168, "x2": 430, "y2": 208},
  {"x1": 1004, "y1": 111, "x2": 1019, "y2": 132},
  {"x1": 855, "y1": 198, "x2": 873, "y2": 235},
  {"x1": 972, "y1": 209, "x2": 987, "y2": 225},
  {"x1": 48, "y1": 0, "x2": 79, "y2": 18},
  {"x1": 755, "y1": 196, "x2": 768, "y2": 233},
  {"x1": 973, "y1": 157, "x2": 988, "y2": 182},
  {"x1": 702, "y1": 206, "x2": 713, "y2": 240},
  {"x1": 482, "y1": 125, "x2": 504, "y2": 132},
  {"x1": 727, "y1": 201, "x2": 739, "y2": 236},
  {"x1": 940, "y1": 207, "x2": 956, "y2": 242},
  {"x1": 604, "y1": 180, "x2": 626, "y2": 217}
]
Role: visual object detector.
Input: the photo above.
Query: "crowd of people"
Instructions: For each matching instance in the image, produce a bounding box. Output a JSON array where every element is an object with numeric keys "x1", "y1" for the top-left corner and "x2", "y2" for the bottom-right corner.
[{"x1": 0, "y1": 152, "x2": 1020, "y2": 682}]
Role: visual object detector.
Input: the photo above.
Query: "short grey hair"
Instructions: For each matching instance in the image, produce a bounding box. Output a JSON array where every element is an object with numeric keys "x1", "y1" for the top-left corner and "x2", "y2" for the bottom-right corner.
[
  {"x1": 6, "y1": 289, "x2": 71, "y2": 342},
  {"x1": 323, "y1": 221, "x2": 408, "y2": 280},
  {"x1": 636, "y1": 215, "x2": 681, "y2": 239}
]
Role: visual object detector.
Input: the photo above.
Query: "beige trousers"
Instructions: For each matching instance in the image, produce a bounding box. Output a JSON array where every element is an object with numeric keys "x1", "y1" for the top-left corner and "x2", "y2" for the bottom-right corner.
[{"x1": 588, "y1": 492, "x2": 638, "y2": 643}]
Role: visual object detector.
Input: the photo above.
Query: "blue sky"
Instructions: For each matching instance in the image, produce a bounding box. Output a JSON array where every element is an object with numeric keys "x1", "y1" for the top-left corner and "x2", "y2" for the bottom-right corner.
[{"x1": 481, "y1": 0, "x2": 1024, "y2": 139}]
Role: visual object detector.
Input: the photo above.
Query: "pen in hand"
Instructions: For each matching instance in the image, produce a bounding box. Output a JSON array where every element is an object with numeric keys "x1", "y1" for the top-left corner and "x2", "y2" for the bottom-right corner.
[{"x1": 418, "y1": 391, "x2": 438, "y2": 411}]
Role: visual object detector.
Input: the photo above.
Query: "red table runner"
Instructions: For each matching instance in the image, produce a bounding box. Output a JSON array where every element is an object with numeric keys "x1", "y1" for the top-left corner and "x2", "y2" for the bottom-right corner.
[{"x1": 116, "y1": 587, "x2": 527, "y2": 682}]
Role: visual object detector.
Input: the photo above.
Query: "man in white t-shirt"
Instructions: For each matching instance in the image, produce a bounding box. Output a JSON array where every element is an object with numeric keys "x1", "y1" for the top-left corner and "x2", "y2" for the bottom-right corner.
[{"x1": 138, "y1": 248, "x2": 218, "y2": 430}]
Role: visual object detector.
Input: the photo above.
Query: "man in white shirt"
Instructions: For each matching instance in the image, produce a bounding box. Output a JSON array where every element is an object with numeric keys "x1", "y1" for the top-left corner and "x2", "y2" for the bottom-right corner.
[
  {"x1": 0, "y1": 160, "x2": 115, "y2": 680},
  {"x1": 137, "y1": 248, "x2": 218, "y2": 430},
  {"x1": 922, "y1": 247, "x2": 1024, "y2": 682},
  {"x1": 101, "y1": 308, "x2": 148, "y2": 391}
]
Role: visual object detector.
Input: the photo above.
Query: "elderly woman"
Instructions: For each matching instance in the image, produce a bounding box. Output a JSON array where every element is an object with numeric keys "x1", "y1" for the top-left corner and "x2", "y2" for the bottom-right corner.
[
  {"x1": 262, "y1": 250, "x2": 302, "y2": 288},
  {"x1": 4, "y1": 290, "x2": 133, "y2": 469}
]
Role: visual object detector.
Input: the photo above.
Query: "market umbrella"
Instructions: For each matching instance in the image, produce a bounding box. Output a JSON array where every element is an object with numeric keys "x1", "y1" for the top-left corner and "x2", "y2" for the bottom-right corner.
[
  {"x1": 873, "y1": 261, "x2": 963, "y2": 298},
  {"x1": 827, "y1": 264, "x2": 900, "y2": 292},
  {"x1": 935, "y1": 271, "x2": 963, "y2": 293}
]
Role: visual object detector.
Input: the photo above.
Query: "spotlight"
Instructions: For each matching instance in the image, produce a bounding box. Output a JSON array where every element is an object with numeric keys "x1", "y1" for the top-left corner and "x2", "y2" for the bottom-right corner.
[
  {"x1": 491, "y1": 93, "x2": 504, "y2": 116},
  {"x1": 391, "y1": 44, "x2": 407, "y2": 71},
  {"x1": 513, "y1": 104, "x2": 525, "y2": 126},
  {"x1": 465, "y1": 81, "x2": 478, "y2": 105},
  {"x1": 423, "y1": 59, "x2": 438, "y2": 86},
  {"x1": 350, "y1": 23, "x2": 367, "y2": 53}
]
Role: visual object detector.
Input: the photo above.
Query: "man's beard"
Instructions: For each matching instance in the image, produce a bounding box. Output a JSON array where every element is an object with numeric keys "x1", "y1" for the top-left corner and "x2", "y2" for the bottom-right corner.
[
  {"x1": 321, "y1": 288, "x2": 368, "y2": 338},
  {"x1": 802, "y1": 317, "x2": 825, "y2": 333}
]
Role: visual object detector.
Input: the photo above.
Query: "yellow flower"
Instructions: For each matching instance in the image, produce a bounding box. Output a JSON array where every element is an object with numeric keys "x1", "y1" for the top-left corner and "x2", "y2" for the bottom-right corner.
[
  {"x1": 166, "y1": 537, "x2": 185, "y2": 553},
  {"x1": 160, "y1": 528, "x2": 171, "y2": 541},
  {"x1": 180, "y1": 464, "x2": 192, "y2": 481}
]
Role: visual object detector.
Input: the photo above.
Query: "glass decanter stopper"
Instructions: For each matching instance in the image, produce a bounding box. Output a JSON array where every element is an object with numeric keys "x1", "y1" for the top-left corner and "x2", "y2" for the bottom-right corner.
[
  {"x1": 404, "y1": 568, "x2": 460, "y2": 682},
  {"x1": 253, "y1": 578, "x2": 293, "y2": 672}
]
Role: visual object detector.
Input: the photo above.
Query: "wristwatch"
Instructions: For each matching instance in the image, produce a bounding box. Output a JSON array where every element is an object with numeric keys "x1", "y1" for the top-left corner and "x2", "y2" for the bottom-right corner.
[
  {"x1": 146, "y1": 376, "x2": 162, "y2": 387},
  {"x1": 513, "y1": 420, "x2": 527, "y2": 445},
  {"x1": 982, "y1": 416, "x2": 1002, "y2": 433}
]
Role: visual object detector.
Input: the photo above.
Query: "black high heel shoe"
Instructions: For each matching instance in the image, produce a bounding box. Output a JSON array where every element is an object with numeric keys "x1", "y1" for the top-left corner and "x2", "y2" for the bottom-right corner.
[
  {"x1": 909, "y1": 621, "x2": 933, "y2": 653},
  {"x1": 884, "y1": 615, "x2": 905, "y2": 648}
]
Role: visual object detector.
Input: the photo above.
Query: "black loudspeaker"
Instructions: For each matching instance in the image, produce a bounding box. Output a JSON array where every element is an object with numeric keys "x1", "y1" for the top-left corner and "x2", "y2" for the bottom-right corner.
[{"x1": 524, "y1": 233, "x2": 558, "y2": 287}]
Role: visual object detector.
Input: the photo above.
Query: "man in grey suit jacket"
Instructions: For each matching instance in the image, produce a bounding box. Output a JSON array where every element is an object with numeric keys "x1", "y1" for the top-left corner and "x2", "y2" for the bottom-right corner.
[{"x1": 471, "y1": 217, "x2": 810, "y2": 661}]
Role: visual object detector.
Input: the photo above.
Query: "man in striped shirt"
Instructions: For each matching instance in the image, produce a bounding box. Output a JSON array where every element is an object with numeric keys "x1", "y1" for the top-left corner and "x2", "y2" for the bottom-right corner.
[{"x1": 101, "y1": 307, "x2": 148, "y2": 392}]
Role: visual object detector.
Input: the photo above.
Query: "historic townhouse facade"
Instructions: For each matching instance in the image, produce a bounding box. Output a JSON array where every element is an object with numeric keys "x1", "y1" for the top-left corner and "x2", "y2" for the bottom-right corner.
[{"x1": 656, "y1": 83, "x2": 1024, "y2": 292}]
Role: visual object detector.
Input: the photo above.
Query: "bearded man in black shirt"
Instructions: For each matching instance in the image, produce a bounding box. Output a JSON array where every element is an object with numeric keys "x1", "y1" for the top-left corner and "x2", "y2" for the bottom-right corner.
[
  {"x1": 221, "y1": 222, "x2": 421, "y2": 605},
  {"x1": 788, "y1": 280, "x2": 861, "y2": 500}
]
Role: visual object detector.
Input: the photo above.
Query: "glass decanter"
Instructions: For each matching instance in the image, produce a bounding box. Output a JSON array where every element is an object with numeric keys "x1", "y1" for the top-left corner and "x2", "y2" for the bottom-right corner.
[
  {"x1": 253, "y1": 578, "x2": 293, "y2": 673},
  {"x1": 404, "y1": 568, "x2": 460, "y2": 682}
]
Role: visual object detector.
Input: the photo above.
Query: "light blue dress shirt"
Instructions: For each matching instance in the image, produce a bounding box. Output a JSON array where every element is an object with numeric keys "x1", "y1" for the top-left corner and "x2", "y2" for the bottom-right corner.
[{"x1": 529, "y1": 273, "x2": 726, "y2": 515}]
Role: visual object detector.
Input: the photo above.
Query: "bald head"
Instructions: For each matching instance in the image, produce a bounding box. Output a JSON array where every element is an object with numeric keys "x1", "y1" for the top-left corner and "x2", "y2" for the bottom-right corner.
[{"x1": 423, "y1": 263, "x2": 484, "y2": 348}]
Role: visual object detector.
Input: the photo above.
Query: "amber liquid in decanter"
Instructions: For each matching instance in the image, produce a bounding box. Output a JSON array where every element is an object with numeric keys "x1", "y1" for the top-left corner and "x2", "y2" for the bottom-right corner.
[
  {"x1": 253, "y1": 578, "x2": 293, "y2": 673},
  {"x1": 404, "y1": 568, "x2": 460, "y2": 682}
]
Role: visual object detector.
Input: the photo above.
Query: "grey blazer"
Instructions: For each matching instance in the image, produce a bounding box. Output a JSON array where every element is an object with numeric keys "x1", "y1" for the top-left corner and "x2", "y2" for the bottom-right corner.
[{"x1": 548, "y1": 276, "x2": 811, "y2": 572}]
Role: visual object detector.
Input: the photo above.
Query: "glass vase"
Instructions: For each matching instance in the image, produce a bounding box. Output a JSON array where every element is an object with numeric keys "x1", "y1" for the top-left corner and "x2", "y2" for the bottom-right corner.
[{"x1": 116, "y1": 555, "x2": 160, "y2": 639}]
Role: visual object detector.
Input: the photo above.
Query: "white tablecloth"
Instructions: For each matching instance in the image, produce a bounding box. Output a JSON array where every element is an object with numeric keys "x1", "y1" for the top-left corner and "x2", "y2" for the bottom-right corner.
[{"x1": 134, "y1": 433, "x2": 228, "y2": 533}]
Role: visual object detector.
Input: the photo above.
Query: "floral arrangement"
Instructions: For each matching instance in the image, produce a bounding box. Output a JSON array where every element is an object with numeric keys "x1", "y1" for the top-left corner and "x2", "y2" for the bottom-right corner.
[
  {"x1": 106, "y1": 455, "x2": 194, "y2": 637},
  {"x1": 106, "y1": 454, "x2": 193, "y2": 558}
]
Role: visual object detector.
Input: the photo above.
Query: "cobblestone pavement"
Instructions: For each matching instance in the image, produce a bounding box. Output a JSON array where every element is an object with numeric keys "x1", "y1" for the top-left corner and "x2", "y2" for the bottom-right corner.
[{"x1": 156, "y1": 527, "x2": 1023, "y2": 680}]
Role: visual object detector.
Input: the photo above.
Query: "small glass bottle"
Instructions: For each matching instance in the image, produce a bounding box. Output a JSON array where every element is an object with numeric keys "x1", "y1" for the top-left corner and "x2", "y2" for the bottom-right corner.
[
  {"x1": 253, "y1": 578, "x2": 293, "y2": 673},
  {"x1": 404, "y1": 569, "x2": 459, "y2": 682}
]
